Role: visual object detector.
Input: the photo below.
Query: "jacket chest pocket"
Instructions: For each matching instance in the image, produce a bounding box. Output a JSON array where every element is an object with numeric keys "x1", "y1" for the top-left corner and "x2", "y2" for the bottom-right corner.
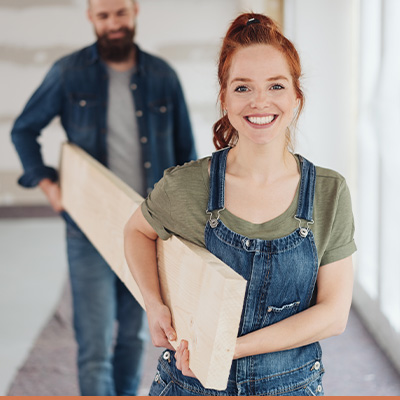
[
  {"x1": 147, "y1": 100, "x2": 174, "y2": 138},
  {"x1": 68, "y1": 93, "x2": 98, "y2": 133}
]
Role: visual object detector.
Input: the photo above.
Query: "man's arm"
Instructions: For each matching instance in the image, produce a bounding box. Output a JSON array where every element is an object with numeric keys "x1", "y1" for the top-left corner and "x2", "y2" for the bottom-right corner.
[{"x1": 11, "y1": 62, "x2": 64, "y2": 189}]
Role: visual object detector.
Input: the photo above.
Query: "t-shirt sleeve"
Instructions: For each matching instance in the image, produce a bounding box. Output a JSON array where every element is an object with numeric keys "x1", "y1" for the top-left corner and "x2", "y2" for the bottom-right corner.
[
  {"x1": 141, "y1": 175, "x2": 174, "y2": 241},
  {"x1": 320, "y1": 179, "x2": 357, "y2": 266}
]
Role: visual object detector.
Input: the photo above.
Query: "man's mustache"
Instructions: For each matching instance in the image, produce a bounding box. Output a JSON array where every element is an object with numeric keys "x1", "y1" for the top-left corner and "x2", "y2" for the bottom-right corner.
[{"x1": 103, "y1": 28, "x2": 130, "y2": 40}]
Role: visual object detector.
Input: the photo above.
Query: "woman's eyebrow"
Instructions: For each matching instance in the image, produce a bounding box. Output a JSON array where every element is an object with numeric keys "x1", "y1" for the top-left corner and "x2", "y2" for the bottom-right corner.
[
  {"x1": 230, "y1": 75, "x2": 289, "y2": 84},
  {"x1": 267, "y1": 75, "x2": 289, "y2": 81}
]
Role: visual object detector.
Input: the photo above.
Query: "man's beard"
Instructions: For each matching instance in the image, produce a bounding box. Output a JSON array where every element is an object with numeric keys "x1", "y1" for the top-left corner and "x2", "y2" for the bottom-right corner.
[{"x1": 96, "y1": 26, "x2": 135, "y2": 62}]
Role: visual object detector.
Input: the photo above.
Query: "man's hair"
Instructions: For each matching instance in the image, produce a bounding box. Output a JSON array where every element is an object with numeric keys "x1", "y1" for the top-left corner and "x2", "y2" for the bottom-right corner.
[{"x1": 88, "y1": 0, "x2": 137, "y2": 6}]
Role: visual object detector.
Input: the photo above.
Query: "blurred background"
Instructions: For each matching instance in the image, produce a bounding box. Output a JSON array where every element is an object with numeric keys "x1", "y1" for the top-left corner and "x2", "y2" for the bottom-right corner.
[{"x1": 1, "y1": 0, "x2": 400, "y2": 395}]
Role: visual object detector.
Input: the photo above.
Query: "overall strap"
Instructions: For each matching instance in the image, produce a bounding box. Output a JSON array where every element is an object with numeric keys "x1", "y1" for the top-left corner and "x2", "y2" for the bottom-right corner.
[
  {"x1": 207, "y1": 147, "x2": 230, "y2": 212},
  {"x1": 295, "y1": 155, "x2": 316, "y2": 222}
]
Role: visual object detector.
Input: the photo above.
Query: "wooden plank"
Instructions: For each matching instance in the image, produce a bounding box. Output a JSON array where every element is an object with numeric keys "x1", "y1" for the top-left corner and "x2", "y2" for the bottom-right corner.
[{"x1": 59, "y1": 143, "x2": 247, "y2": 390}]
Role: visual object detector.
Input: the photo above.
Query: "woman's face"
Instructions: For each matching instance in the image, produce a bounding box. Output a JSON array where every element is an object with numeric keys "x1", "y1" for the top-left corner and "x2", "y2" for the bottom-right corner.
[{"x1": 223, "y1": 44, "x2": 299, "y2": 148}]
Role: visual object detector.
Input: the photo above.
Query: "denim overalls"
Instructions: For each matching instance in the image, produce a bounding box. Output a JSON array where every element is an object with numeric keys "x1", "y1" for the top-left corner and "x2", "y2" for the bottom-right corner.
[{"x1": 149, "y1": 148, "x2": 325, "y2": 396}]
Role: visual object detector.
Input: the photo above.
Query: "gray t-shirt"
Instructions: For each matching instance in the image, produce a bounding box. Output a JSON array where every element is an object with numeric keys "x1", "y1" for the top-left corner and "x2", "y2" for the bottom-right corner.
[
  {"x1": 142, "y1": 155, "x2": 356, "y2": 267},
  {"x1": 106, "y1": 65, "x2": 145, "y2": 196}
]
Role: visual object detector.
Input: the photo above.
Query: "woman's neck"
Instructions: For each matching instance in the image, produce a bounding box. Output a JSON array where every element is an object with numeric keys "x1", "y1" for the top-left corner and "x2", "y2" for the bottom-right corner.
[{"x1": 227, "y1": 141, "x2": 297, "y2": 184}]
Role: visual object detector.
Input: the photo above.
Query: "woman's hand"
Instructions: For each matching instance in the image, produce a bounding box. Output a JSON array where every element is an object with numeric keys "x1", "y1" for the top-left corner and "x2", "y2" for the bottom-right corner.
[
  {"x1": 147, "y1": 303, "x2": 176, "y2": 351},
  {"x1": 174, "y1": 340, "x2": 196, "y2": 378},
  {"x1": 124, "y1": 207, "x2": 176, "y2": 349}
]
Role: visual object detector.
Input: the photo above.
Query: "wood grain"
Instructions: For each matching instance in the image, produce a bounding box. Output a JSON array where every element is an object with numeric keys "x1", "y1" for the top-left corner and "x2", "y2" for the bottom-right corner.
[{"x1": 60, "y1": 143, "x2": 246, "y2": 390}]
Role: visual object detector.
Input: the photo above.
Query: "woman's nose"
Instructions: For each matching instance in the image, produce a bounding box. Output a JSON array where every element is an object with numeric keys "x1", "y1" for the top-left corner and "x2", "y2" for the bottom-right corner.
[{"x1": 251, "y1": 91, "x2": 269, "y2": 109}]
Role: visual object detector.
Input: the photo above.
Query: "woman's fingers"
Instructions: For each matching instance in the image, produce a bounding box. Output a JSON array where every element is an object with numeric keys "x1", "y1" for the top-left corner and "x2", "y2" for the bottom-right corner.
[
  {"x1": 174, "y1": 340, "x2": 196, "y2": 378},
  {"x1": 148, "y1": 304, "x2": 176, "y2": 350},
  {"x1": 160, "y1": 318, "x2": 177, "y2": 342},
  {"x1": 152, "y1": 325, "x2": 174, "y2": 349},
  {"x1": 175, "y1": 343, "x2": 182, "y2": 370}
]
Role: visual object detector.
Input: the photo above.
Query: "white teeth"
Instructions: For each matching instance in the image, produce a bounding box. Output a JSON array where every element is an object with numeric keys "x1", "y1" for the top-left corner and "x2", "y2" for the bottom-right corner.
[{"x1": 247, "y1": 115, "x2": 275, "y2": 125}]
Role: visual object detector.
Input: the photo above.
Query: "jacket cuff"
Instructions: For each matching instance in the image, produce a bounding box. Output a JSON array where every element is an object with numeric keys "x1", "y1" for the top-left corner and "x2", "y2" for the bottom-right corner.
[{"x1": 17, "y1": 166, "x2": 58, "y2": 188}]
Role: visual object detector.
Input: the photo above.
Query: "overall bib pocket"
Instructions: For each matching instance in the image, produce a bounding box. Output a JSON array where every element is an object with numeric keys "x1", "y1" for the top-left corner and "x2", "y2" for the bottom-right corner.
[{"x1": 263, "y1": 300, "x2": 300, "y2": 326}]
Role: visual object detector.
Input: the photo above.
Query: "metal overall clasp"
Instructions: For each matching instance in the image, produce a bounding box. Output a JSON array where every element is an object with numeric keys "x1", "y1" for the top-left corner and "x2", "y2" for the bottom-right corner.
[
  {"x1": 206, "y1": 208, "x2": 225, "y2": 228},
  {"x1": 294, "y1": 216, "x2": 314, "y2": 238}
]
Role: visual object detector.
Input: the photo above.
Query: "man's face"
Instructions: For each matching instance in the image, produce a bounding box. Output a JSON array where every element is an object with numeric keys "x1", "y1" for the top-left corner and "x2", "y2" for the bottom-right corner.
[{"x1": 88, "y1": 0, "x2": 138, "y2": 62}]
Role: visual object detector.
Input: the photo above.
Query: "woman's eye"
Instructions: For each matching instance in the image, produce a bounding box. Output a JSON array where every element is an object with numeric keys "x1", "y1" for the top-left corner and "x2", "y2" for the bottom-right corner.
[
  {"x1": 234, "y1": 85, "x2": 249, "y2": 93},
  {"x1": 271, "y1": 84, "x2": 284, "y2": 90}
]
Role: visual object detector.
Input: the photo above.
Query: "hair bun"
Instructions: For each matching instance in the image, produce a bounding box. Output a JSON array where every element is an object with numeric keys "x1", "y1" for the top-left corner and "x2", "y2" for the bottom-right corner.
[{"x1": 246, "y1": 17, "x2": 260, "y2": 26}]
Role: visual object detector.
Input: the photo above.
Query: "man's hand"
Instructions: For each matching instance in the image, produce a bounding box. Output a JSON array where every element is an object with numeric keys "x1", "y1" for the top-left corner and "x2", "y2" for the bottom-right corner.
[{"x1": 39, "y1": 178, "x2": 64, "y2": 212}]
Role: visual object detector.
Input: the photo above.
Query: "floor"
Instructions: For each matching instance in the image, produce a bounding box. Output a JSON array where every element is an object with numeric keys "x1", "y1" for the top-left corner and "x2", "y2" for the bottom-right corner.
[{"x1": 1, "y1": 212, "x2": 400, "y2": 396}]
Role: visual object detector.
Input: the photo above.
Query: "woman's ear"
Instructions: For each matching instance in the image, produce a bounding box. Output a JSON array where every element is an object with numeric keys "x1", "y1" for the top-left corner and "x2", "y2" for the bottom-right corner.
[{"x1": 220, "y1": 92, "x2": 226, "y2": 114}]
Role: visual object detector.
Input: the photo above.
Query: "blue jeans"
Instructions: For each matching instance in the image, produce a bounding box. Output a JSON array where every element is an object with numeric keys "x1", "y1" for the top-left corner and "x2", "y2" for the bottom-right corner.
[
  {"x1": 65, "y1": 218, "x2": 147, "y2": 395},
  {"x1": 149, "y1": 350, "x2": 324, "y2": 396}
]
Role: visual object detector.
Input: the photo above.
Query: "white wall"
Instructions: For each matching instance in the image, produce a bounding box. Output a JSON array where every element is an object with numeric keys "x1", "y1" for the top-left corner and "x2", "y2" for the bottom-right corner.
[
  {"x1": 284, "y1": 0, "x2": 358, "y2": 186},
  {"x1": 0, "y1": 0, "x2": 92, "y2": 204}
]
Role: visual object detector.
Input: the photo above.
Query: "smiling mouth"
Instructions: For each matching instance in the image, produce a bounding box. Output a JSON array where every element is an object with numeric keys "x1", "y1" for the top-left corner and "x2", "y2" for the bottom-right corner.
[{"x1": 246, "y1": 115, "x2": 277, "y2": 125}]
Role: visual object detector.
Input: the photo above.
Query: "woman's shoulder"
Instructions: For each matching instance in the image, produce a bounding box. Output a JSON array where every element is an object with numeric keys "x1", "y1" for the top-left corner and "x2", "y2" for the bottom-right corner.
[
  {"x1": 156, "y1": 157, "x2": 210, "y2": 197},
  {"x1": 297, "y1": 155, "x2": 347, "y2": 191},
  {"x1": 315, "y1": 165, "x2": 345, "y2": 181},
  {"x1": 164, "y1": 156, "x2": 210, "y2": 175},
  {"x1": 313, "y1": 164, "x2": 352, "y2": 210},
  {"x1": 161, "y1": 156, "x2": 210, "y2": 188}
]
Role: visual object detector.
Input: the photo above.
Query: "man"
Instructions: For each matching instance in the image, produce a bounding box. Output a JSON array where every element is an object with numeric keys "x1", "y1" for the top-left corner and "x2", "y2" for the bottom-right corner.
[{"x1": 11, "y1": 0, "x2": 196, "y2": 395}]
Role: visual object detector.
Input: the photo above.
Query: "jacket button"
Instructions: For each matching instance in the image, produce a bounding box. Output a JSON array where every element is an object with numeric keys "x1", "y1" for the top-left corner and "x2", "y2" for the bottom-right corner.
[
  {"x1": 130, "y1": 83, "x2": 137, "y2": 90},
  {"x1": 140, "y1": 136, "x2": 148, "y2": 144},
  {"x1": 163, "y1": 351, "x2": 171, "y2": 362},
  {"x1": 144, "y1": 162, "x2": 151, "y2": 169},
  {"x1": 314, "y1": 361, "x2": 321, "y2": 370},
  {"x1": 316, "y1": 385, "x2": 322, "y2": 393},
  {"x1": 79, "y1": 100, "x2": 86, "y2": 107},
  {"x1": 136, "y1": 110, "x2": 143, "y2": 117},
  {"x1": 159, "y1": 105, "x2": 167, "y2": 113}
]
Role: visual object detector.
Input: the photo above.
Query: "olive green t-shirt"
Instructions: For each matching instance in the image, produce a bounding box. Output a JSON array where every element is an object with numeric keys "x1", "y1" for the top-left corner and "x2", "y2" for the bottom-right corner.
[{"x1": 142, "y1": 155, "x2": 356, "y2": 266}]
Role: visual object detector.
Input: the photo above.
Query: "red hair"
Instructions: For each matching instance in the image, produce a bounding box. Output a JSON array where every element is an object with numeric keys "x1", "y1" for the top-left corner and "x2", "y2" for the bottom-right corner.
[{"x1": 213, "y1": 13, "x2": 304, "y2": 150}]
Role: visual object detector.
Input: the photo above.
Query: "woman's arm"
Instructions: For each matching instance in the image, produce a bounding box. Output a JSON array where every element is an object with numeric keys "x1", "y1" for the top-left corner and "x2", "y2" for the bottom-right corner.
[
  {"x1": 124, "y1": 207, "x2": 176, "y2": 350},
  {"x1": 175, "y1": 257, "x2": 353, "y2": 377},
  {"x1": 234, "y1": 255, "x2": 354, "y2": 359}
]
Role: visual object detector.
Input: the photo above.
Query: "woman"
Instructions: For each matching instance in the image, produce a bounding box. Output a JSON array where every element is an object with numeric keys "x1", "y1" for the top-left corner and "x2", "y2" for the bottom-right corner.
[{"x1": 124, "y1": 13, "x2": 356, "y2": 396}]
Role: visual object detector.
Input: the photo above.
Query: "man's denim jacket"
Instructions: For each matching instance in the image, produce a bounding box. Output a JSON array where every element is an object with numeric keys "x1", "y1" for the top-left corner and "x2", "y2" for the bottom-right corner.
[{"x1": 11, "y1": 43, "x2": 197, "y2": 194}]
